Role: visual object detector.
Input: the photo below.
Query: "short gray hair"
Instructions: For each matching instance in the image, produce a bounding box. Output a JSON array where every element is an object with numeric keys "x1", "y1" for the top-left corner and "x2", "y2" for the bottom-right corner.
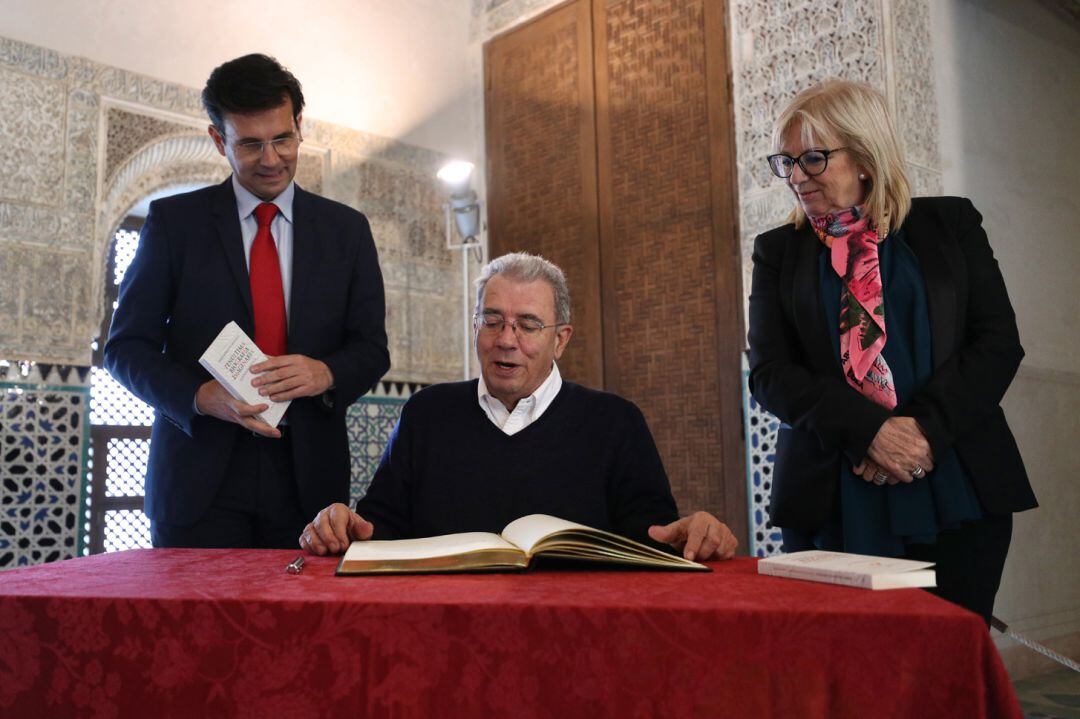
[{"x1": 475, "y1": 252, "x2": 571, "y2": 325}]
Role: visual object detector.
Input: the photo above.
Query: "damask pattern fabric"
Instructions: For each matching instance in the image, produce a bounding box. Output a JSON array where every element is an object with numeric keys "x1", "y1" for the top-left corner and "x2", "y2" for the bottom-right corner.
[{"x1": 0, "y1": 549, "x2": 1021, "y2": 718}]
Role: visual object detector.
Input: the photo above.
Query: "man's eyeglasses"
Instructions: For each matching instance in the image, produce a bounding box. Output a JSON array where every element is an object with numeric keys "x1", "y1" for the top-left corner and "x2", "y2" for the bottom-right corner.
[
  {"x1": 766, "y1": 147, "x2": 847, "y2": 178},
  {"x1": 229, "y1": 134, "x2": 302, "y2": 160},
  {"x1": 474, "y1": 313, "x2": 567, "y2": 338}
]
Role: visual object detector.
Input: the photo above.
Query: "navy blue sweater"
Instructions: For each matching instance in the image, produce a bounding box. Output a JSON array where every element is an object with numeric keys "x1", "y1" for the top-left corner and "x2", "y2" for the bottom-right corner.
[{"x1": 355, "y1": 380, "x2": 679, "y2": 546}]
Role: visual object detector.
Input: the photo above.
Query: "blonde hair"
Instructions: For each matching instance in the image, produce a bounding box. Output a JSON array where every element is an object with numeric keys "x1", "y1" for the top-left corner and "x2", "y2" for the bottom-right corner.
[{"x1": 772, "y1": 79, "x2": 911, "y2": 233}]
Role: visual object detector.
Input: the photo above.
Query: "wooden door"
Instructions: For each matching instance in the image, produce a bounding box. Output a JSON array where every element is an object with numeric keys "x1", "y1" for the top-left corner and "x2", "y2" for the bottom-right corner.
[
  {"x1": 484, "y1": 0, "x2": 604, "y2": 388},
  {"x1": 593, "y1": 0, "x2": 745, "y2": 539}
]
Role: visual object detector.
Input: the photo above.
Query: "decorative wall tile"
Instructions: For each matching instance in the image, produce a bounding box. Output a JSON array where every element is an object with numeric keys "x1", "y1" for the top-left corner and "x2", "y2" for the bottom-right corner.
[
  {"x1": 742, "y1": 358, "x2": 783, "y2": 558},
  {"x1": 346, "y1": 397, "x2": 407, "y2": 503},
  {"x1": 0, "y1": 382, "x2": 88, "y2": 569}
]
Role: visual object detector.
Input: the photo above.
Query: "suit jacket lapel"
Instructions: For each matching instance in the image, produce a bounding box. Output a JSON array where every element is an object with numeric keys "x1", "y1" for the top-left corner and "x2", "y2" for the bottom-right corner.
[
  {"x1": 289, "y1": 185, "x2": 318, "y2": 351},
  {"x1": 901, "y1": 204, "x2": 957, "y2": 369},
  {"x1": 791, "y1": 224, "x2": 840, "y2": 377},
  {"x1": 212, "y1": 179, "x2": 253, "y2": 322}
]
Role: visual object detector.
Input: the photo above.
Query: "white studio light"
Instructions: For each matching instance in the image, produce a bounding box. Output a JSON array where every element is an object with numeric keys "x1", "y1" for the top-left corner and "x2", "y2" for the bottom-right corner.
[{"x1": 437, "y1": 160, "x2": 475, "y2": 193}]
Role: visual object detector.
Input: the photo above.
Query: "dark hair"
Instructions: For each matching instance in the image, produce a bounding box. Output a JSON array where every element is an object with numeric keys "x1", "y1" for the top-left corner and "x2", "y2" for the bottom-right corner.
[{"x1": 202, "y1": 54, "x2": 304, "y2": 132}]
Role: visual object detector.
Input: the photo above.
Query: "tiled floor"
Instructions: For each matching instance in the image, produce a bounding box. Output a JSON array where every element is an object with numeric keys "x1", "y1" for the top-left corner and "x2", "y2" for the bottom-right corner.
[{"x1": 1015, "y1": 668, "x2": 1080, "y2": 719}]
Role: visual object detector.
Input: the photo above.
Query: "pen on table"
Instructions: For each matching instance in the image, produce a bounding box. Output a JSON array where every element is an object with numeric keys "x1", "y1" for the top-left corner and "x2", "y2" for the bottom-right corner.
[{"x1": 285, "y1": 555, "x2": 305, "y2": 575}]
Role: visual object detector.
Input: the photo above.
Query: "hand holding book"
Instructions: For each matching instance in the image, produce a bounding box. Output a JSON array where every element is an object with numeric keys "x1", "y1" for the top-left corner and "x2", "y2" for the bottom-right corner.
[
  {"x1": 197, "y1": 322, "x2": 335, "y2": 436},
  {"x1": 249, "y1": 354, "x2": 334, "y2": 403},
  {"x1": 195, "y1": 379, "x2": 281, "y2": 438}
]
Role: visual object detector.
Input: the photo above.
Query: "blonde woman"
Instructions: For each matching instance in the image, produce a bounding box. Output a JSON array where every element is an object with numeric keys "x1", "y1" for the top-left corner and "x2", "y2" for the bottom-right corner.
[{"x1": 747, "y1": 79, "x2": 1036, "y2": 624}]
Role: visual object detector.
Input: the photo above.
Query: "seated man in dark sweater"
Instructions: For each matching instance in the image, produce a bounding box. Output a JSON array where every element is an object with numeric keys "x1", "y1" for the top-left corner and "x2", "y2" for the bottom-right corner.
[{"x1": 300, "y1": 252, "x2": 738, "y2": 561}]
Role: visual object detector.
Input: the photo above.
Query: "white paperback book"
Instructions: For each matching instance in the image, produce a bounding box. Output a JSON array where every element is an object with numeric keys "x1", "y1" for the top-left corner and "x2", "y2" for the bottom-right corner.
[
  {"x1": 198, "y1": 321, "x2": 290, "y2": 427},
  {"x1": 758, "y1": 550, "x2": 936, "y2": 590}
]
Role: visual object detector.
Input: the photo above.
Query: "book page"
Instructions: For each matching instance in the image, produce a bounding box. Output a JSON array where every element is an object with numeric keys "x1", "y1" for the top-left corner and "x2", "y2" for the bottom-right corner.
[
  {"x1": 343, "y1": 532, "x2": 519, "y2": 562},
  {"x1": 500, "y1": 514, "x2": 593, "y2": 554}
]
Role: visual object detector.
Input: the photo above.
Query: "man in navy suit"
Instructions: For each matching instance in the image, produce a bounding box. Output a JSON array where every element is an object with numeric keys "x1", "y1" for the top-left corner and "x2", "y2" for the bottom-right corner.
[{"x1": 105, "y1": 54, "x2": 389, "y2": 548}]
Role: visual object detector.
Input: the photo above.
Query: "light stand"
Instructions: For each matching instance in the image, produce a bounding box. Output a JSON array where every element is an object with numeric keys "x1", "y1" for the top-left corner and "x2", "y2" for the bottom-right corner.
[{"x1": 438, "y1": 161, "x2": 485, "y2": 380}]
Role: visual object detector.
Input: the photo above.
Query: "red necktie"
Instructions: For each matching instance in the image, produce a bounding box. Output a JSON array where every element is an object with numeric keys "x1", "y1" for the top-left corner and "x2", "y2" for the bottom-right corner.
[{"x1": 249, "y1": 202, "x2": 287, "y2": 356}]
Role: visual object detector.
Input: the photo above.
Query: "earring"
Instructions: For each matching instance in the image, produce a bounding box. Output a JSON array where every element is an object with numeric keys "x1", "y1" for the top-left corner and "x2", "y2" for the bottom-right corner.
[{"x1": 859, "y1": 173, "x2": 867, "y2": 180}]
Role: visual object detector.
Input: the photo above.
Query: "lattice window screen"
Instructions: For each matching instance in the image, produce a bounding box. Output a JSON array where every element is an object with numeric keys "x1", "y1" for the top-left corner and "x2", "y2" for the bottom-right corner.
[
  {"x1": 88, "y1": 223, "x2": 153, "y2": 555},
  {"x1": 90, "y1": 368, "x2": 154, "y2": 426},
  {"x1": 105, "y1": 439, "x2": 149, "y2": 497},
  {"x1": 112, "y1": 229, "x2": 139, "y2": 286},
  {"x1": 103, "y1": 510, "x2": 152, "y2": 552}
]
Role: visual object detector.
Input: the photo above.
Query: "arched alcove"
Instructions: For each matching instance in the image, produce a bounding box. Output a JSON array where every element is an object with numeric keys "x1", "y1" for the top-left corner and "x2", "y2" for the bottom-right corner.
[{"x1": 93, "y1": 132, "x2": 230, "y2": 331}]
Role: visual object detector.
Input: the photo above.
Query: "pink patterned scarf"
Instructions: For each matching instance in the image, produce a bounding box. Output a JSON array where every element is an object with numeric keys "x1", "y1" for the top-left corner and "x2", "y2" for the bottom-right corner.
[{"x1": 810, "y1": 206, "x2": 897, "y2": 409}]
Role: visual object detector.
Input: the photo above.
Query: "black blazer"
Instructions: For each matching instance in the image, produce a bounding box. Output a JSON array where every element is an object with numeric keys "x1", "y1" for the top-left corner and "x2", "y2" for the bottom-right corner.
[
  {"x1": 105, "y1": 179, "x2": 390, "y2": 524},
  {"x1": 748, "y1": 196, "x2": 1036, "y2": 530}
]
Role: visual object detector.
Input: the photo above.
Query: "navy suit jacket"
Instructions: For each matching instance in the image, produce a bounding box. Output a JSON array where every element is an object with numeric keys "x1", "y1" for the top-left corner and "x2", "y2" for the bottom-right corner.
[
  {"x1": 104, "y1": 178, "x2": 390, "y2": 524},
  {"x1": 748, "y1": 196, "x2": 1036, "y2": 530}
]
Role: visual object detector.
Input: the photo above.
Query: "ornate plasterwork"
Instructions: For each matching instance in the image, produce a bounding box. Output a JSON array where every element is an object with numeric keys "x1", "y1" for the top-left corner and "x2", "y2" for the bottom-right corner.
[
  {"x1": 731, "y1": 0, "x2": 887, "y2": 215},
  {"x1": 889, "y1": 0, "x2": 942, "y2": 175},
  {"x1": 104, "y1": 107, "x2": 198, "y2": 187},
  {"x1": 0, "y1": 67, "x2": 67, "y2": 206},
  {"x1": 0, "y1": 35, "x2": 462, "y2": 384}
]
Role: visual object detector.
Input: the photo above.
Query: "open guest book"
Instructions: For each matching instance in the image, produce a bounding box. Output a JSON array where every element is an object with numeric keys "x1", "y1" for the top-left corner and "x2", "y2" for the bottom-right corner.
[
  {"x1": 758, "y1": 550, "x2": 936, "y2": 589},
  {"x1": 335, "y1": 514, "x2": 709, "y2": 575}
]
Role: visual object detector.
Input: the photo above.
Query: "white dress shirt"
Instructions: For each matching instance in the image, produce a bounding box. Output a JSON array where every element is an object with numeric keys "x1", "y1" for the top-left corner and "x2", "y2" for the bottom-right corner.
[{"x1": 477, "y1": 362, "x2": 563, "y2": 435}]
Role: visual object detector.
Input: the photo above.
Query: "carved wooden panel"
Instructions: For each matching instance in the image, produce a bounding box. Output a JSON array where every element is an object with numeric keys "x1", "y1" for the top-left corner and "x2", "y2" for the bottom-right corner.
[
  {"x1": 595, "y1": 0, "x2": 744, "y2": 530},
  {"x1": 484, "y1": 0, "x2": 603, "y2": 388}
]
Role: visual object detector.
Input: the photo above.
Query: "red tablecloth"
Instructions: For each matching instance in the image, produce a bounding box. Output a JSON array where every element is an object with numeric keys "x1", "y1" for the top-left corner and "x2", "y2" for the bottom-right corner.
[{"x1": 0, "y1": 550, "x2": 1020, "y2": 718}]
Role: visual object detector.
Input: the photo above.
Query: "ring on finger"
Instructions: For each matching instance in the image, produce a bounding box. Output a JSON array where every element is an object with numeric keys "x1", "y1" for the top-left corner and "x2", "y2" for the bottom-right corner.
[
  {"x1": 873, "y1": 471, "x2": 888, "y2": 485},
  {"x1": 911, "y1": 464, "x2": 926, "y2": 479}
]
